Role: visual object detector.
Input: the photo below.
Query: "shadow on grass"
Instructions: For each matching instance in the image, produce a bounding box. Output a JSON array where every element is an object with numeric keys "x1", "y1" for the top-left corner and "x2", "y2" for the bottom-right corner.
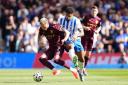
[
  {"x1": 0, "y1": 81, "x2": 49, "y2": 83},
  {"x1": 0, "y1": 80, "x2": 68, "y2": 83}
]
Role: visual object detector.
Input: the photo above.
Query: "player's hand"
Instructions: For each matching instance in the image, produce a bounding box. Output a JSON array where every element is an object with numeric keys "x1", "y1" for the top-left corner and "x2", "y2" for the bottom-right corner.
[
  {"x1": 61, "y1": 39, "x2": 65, "y2": 45},
  {"x1": 65, "y1": 44, "x2": 72, "y2": 50},
  {"x1": 86, "y1": 27, "x2": 91, "y2": 31},
  {"x1": 83, "y1": 26, "x2": 91, "y2": 31}
]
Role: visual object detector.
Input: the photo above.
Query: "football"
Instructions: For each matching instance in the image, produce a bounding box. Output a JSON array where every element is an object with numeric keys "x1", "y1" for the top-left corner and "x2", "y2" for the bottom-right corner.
[{"x1": 33, "y1": 72, "x2": 43, "y2": 82}]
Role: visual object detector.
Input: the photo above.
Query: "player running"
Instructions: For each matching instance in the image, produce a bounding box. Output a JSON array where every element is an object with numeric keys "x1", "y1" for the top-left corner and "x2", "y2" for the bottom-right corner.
[
  {"x1": 81, "y1": 6, "x2": 101, "y2": 75},
  {"x1": 38, "y1": 18, "x2": 79, "y2": 79},
  {"x1": 58, "y1": 7, "x2": 85, "y2": 81}
]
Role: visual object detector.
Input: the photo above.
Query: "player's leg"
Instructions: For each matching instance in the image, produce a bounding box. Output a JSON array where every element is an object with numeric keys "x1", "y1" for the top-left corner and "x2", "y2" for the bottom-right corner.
[
  {"x1": 53, "y1": 46, "x2": 79, "y2": 79},
  {"x1": 74, "y1": 39, "x2": 85, "y2": 70},
  {"x1": 76, "y1": 51, "x2": 85, "y2": 81},
  {"x1": 74, "y1": 39, "x2": 85, "y2": 81},
  {"x1": 39, "y1": 53, "x2": 54, "y2": 70},
  {"x1": 39, "y1": 50, "x2": 61, "y2": 76},
  {"x1": 53, "y1": 47, "x2": 70, "y2": 69},
  {"x1": 83, "y1": 39, "x2": 93, "y2": 76},
  {"x1": 83, "y1": 50, "x2": 91, "y2": 75},
  {"x1": 76, "y1": 51, "x2": 85, "y2": 70},
  {"x1": 65, "y1": 43, "x2": 79, "y2": 68},
  {"x1": 84, "y1": 51, "x2": 91, "y2": 67}
]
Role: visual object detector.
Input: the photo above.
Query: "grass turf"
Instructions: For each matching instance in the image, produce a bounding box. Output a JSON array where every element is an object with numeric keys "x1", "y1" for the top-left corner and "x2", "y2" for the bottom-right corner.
[{"x1": 0, "y1": 69, "x2": 128, "y2": 85}]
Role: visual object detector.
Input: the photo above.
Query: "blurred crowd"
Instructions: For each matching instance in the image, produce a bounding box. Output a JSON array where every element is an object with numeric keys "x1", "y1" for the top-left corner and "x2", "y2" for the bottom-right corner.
[{"x1": 0, "y1": 0, "x2": 128, "y2": 53}]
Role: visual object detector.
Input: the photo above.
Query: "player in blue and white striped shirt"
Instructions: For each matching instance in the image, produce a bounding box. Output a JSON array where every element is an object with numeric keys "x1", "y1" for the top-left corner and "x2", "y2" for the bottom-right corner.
[{"x1": 58, "y1": 7, "x2": 85, "y2": 81}]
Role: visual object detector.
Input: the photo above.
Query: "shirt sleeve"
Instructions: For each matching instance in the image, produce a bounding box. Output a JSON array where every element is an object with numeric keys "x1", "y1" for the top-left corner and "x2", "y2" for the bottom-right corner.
[
  {"x1": 73, "y1": 18, "x2": 83, "y2": 37},
  {"x1": 75, "y1": 19, "x2": 83, "y2": 32},
  {"x1": 52, "y1": 24, "x2": 65, "y2": 37},
  {"x1": 58, "y1": 17, "x2": 61, "y2": 24},
  {"x1": 58, "y1": 16, "x2": 64, "y2": 25}
]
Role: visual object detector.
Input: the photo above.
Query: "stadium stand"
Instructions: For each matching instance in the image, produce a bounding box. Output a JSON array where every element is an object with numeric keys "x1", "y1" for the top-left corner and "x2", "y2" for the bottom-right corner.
[{"x1": 0, "y1": 0, "x2": 128, "y2": 53}]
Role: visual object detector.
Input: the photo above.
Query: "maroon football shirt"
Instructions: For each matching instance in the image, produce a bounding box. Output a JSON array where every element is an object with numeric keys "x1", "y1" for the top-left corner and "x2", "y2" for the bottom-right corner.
[
  {"x1": 81, "y1": 14, "x2": 101, "y2": 38},
  {"x1": 39, "y1": 24, "x2": 65, "y2": 48},
  {"x1": 81, "y1": 14, "x2": 101, "y2": 50}
]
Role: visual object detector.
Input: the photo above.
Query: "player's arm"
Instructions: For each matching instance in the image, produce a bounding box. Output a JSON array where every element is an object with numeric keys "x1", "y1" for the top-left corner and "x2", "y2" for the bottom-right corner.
[
  {"x1": 76, "y1": 19, "x2": 84, "y2": 37},
  {"x1": 94, "y1": 21, "x2": 101, "y2": 34},
  {"x1": 38, "y1": 29, "x2": 42, "y2": 42},
  {"x1": 61, "y1": 27, "x2": 70, "y2": 43},
  {"x1": 38, "y1": 29, "x2": 48, "y2": 49},
  {"x1": 53, "y1": 24, "x2": 70, "y2": 42},
  {"x1": 94, "y1": 26, "x2": 101, "y2": 34},
  {"x1": 72, "y1": 19, "x2": 84, "y2": 41},
  {"x1": 81, "y1": 16, "x2": 91, "y2": 31},
  {"x1": 74, "y1": 27, "x2": 84, "y2": 37}
]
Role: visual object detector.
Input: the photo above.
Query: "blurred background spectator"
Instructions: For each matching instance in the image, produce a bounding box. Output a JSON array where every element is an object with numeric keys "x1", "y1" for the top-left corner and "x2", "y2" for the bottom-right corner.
[{"x1": 0, "y1": 0, "x2": 128, "y2": 53}]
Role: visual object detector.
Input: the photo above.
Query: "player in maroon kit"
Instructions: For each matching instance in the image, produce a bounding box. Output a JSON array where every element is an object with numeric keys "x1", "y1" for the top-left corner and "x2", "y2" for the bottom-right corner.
[
  {"x1": 81, "y1": 6, "x2": 101, "y2": 75},
  {"x1": 38, "y1": 18, "x2": 79, "y2": 79}
]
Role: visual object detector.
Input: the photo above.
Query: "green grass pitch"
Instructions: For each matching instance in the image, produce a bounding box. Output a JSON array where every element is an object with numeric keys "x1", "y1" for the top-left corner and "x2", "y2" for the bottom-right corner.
[{"x1": 0, "y1": 69, "x2": 128, "y2": 85}]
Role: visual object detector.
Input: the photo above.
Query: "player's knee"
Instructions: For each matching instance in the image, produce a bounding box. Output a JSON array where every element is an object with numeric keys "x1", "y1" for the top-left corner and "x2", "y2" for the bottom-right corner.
[
  {"x1": 39, "y1": 57, "x2": 43, "y2": 62},
  {"x1": 85, "y1": 51, "x2": 91, "y2": 57},
  {"x1": 76, "y1": 52, "x2": 85, "y2": 62},
  {"x1": 39, "y1": 57, "x2": 47, "y2": 63},
  {"x1": 84, "y1": 56, "x2": 89, "y2": 61},
  {"x1": 54, "y1": 59, "x2": 59, "y2": 63},
  {"x1": 78, "y1": 55, "x2": 85, "y2": 62},
  {"x1": 79, "y1": 58, "x2": 85, "y2": 63},
  {"x1": 65, "y1": 44, "x2": 73, "y2": 50}
]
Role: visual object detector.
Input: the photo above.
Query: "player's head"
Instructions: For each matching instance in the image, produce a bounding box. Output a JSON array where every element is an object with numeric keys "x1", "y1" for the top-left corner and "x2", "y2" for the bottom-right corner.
[
  {"x1": 40, "y1": 18, "x2": 49, "y2": 30},
  {"x1": 91, "y1": 6, "x2": 99, "y2": 17},
  {"x1": 65, "y1": 7, "x2": 74, "y2": 20}
]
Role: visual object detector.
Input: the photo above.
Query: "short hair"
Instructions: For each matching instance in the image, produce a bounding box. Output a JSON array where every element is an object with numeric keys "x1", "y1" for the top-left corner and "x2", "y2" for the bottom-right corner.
[
  {"x1": 40, "y1": 17, "x2": 48, "y2": 24},
  {"x1": 91, "y1": 6, "x2": 98, "y2": 9},
  {"x1": 65, "y1": 7, "x2": 74, "y2": 14}
]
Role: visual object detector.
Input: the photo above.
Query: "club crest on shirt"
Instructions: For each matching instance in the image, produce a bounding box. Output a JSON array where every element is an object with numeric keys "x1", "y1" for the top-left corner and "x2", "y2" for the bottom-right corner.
[
  {"x1": 89, "y1": 18, "x2": 95, "y2": 23},
  {"x1": 89, "y1": 18, "x2": 99, "y2": 24}
]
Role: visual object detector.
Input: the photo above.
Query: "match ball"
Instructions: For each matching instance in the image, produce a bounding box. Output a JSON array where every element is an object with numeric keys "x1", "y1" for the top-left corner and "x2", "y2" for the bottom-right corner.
[{"x1": 33, "y1": 72, "x2": 43, "y2": 82}]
